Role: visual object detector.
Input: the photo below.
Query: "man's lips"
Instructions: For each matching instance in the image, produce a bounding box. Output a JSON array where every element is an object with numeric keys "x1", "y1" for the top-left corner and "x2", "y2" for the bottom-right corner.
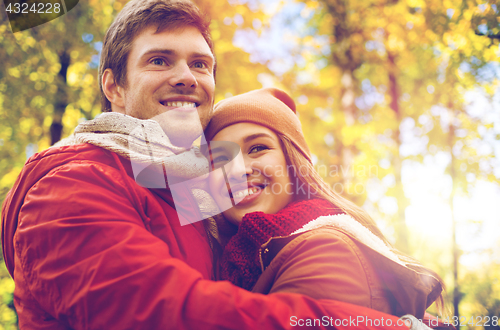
[
  {"x1": 160, "y1": 100, "x2": 199, "y2": 108},
  {"x1": 159, "y1": 95, "x2": 200, "y2": 109}
]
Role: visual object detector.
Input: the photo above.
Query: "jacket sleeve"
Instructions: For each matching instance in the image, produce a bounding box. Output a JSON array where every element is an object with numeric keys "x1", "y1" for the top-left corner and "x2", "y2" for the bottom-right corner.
[{"x1": 14, "y1": 162, "x2": 409, "y2": 330}]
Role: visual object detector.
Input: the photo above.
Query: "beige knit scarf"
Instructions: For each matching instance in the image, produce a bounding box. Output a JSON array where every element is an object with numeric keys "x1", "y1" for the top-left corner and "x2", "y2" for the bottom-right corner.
[{"x1": 55, "y1": 112, "x2": 222, "y2": 244}]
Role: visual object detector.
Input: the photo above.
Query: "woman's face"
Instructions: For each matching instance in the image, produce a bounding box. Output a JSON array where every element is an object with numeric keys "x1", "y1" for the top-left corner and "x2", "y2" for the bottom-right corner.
[{"x1": 208, "y1": 123, "x2": 294, "y2": 225}]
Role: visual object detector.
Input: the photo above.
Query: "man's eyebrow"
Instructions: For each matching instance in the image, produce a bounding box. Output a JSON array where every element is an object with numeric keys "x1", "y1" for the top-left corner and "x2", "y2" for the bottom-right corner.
[
  {"x1": 207, "y1": 146, "x2": 226, "y2": 154},
  {"x1": 243, "y1": 133, "x2": 274, "y2": 143},
  {"x1": 140, "y1": 48, "x2": 214, "y2": 61},
  {"x1": 140, "y1": 48, "x2": 174, "y2": 58},
  {"x1": 191, "y1": 52, "x2": 215, "y2": 61}
]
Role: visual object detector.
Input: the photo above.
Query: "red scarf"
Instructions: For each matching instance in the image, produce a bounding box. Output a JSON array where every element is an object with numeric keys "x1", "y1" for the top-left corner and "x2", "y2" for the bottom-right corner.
[{"x1": 219, "y1": 198, "x2": 342, "y2": 290}]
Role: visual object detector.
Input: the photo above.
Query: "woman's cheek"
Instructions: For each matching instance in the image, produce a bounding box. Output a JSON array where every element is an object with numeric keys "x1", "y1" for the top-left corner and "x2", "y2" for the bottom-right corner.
[{"x1": 208, "y1": 170, "x2": 232, "y2": 213}]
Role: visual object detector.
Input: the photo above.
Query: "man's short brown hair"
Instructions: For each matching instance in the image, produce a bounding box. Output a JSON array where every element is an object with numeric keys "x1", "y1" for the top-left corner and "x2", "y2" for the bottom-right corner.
[{"x1": 99, "y1": 0, "x2": 215, "y2": 112}]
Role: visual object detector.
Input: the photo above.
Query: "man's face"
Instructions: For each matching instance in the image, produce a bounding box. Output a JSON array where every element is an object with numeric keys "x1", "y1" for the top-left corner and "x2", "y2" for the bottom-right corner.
[{"x1": 116, "y1": 25, "x2": 215, "y2": 148}]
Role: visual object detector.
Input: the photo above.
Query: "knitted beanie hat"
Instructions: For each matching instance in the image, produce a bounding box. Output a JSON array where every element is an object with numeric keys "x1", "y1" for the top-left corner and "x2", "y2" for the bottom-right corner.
[{"x1": 204, "y1": 88, "x2": 312, "y2": 162}]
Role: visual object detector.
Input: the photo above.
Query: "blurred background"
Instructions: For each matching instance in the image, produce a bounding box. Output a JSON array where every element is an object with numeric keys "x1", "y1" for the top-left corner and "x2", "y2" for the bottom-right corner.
[{"x1": 0, "y1": 0, "x2": 499, "y2": 328}]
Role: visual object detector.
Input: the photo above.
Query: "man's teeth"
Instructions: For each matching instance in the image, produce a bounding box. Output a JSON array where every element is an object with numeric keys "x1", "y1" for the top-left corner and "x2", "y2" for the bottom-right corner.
[
  {"x1": 233, "y1": 187, "x2": 260, "y2": 199},
  {"x1": 163, "y1": 101, "x2": 196, "y2": 108}
]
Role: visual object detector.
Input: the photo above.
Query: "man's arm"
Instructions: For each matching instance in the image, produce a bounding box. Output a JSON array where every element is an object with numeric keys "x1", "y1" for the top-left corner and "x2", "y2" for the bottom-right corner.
[{"x1": 14, "y1": 161, "x2": 409, "y2": 329}]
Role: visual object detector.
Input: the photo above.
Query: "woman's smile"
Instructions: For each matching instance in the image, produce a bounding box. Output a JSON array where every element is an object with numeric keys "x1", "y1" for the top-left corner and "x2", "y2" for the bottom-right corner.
[
  {"x1": 229, "y1": 182, "x2": 268, "y2": 206},
  {"x1": 208, "y1": 123, "x2": 294, "y2": 225}
]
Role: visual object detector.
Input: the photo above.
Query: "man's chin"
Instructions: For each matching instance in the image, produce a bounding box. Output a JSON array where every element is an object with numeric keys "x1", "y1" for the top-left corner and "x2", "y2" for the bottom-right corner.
[
  {"x1": 151, "y1": 112, "x2": 203, "y2": 149},
  {"x1": 163, "y1": 127, "x2": 203, "y2": 149}
]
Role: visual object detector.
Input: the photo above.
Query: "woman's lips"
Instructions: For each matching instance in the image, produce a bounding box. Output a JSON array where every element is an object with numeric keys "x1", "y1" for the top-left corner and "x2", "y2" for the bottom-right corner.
[{"x1": 230, "y1": 184, "x2": 266, "y2": 206}]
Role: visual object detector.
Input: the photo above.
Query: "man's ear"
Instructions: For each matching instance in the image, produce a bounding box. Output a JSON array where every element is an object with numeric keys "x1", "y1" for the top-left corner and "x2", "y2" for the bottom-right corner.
[{"x1": 102, "y1": 69, "x2": 126, "y2": 112}]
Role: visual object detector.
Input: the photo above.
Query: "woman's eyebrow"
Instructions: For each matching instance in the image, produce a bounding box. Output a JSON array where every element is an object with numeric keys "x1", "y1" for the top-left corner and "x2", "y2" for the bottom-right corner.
[{"x1": 243, "y1": 133, "x2": 273, "y2": 143}]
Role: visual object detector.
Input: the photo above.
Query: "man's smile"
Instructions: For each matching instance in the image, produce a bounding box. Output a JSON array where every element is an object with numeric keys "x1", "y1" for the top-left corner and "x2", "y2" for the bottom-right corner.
[{"x1": 160, "y1": 101, "x2": 198, "y2": 108}]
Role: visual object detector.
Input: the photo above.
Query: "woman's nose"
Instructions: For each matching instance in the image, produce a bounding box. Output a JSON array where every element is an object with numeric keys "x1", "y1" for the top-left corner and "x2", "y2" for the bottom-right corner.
[{"x1": 227, "y1": 153, "x2": 253, "y2": 182}]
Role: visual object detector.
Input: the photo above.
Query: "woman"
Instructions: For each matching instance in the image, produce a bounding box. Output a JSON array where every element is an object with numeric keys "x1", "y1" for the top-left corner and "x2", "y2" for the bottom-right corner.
[{"x1": 204, "y1": 88, "x2": 446, "y2": 322}]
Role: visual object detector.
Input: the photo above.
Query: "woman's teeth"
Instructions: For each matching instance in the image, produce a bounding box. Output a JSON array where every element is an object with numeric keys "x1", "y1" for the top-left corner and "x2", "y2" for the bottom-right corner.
[{"x1": 233, "y1": 187, "x2": 259, "y2": 199}]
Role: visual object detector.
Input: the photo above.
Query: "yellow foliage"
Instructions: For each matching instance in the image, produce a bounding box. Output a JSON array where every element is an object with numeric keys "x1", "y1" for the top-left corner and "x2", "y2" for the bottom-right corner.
[
  {"x1": 306, "y1": 1, "x2": 320, "y2": 10},
  {"x1": 67, "y1": 62, "x2": 88, "y2": 87},
  {"x1": 0, "y1": 263, "x2": 16, "y2": 328},
  {"x1": 0, "y1": 167, "x2": 22, "y2": 191},
  {"x1": 211, "y1": 28, "x2": 221, "y2": 41},
  {"x1": 83, "y1": 74, "x2": 94, "y2": 87},
  {"x1": 30, "y1": 96, "x2": 46, "y2": 109},
  {"x1": 34, "y1": 82, "x2": 45, "y2": 91},
  {"x1": 33, "y1": 126, "x2": 43, "y2": 137},
  {"x1": 351, "y1": 33, "x2": 363, "y2": 45},
  {"x1": 406, "y1": 0, "x2": 426, "y2": 8},
  {"x1": 67, "y1": 72, "x2": 78, "y2": 87},
  {"x1": 25, "y1": 37, "x2": 36, "y2": 48},
  {"x1": 424, "y1": 29, "x2": 437, "y2": 42},
  {"x1": 29, "y1": 72, "x2": 39, "y2": 82},
  {"x1": 387, "y1": 34, "x2": 405, "y2": 52},
  {"x1": 103, "y1": 5, "x2": 113, "y2": 16},
  {"x1": 7, "y1": 68, "x2": 20, "y2": 79},
  {"x1": 43, "y1": 113, "x2": 53, "y2": 128},
  {"x1": 19, "y1": 118, "x2": 35, "y2": 135},
  {"x1": 113, "y1": 1, "x2": 123, "y2": 11},
  {"x1": 0, "y1": 127, "x2": 12, "y2": 141},
  {"x1": 41, "y1": 73, "x2": 53, "y2": 83},
  {"x1": 407, "y1": 30, "x2": 418, "y2": 42},
  {"x1": 62, "y1": 106, "x2": 83, "y2": 134}
]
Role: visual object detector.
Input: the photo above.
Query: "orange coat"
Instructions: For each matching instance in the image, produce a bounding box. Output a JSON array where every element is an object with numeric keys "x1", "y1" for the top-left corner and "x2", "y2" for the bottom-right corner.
[{"x1": 252, "y1": 215, "x2": 442, "y2": 319}]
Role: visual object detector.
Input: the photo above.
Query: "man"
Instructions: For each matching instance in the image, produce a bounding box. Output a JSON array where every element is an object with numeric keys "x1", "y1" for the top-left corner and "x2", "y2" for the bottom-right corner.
[{"x1": 1, "y1": 0, "x2": 414, "y2": 329}]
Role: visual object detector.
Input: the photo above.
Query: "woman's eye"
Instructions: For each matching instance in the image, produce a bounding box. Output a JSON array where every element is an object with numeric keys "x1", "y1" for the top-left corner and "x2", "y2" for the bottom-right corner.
[
  {"x1": 249, "y1": 145, "x2": 268, "y2": 153},
  {"x1": 151, "y1": 58, "x2": 165, "y2": 66}
]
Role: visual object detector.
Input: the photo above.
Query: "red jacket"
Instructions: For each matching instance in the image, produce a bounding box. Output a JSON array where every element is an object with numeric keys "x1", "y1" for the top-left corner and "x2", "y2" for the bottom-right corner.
[{"x1": 2, "y1": 143, "x2": 413, "y2": 329}]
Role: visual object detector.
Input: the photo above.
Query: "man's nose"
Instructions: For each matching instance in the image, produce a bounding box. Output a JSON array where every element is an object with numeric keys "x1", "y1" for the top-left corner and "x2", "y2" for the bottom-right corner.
[{"x1": 169, "y1": 63, "x2": 197, "y2": 88}]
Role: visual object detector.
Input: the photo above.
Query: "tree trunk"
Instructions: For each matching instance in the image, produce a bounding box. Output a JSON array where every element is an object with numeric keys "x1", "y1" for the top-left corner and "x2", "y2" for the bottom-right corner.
[
  {"x1": 50, "y1": 50, "x2": 70, "y2": 145},
  {"x1": 323, "y1": 0, "x2": 361, "y2": 195},
  {"x1": 388, "y1": 51, "x2": 410, "y2": 253},
  {"x1": 448, "y1": 105, "x2": 462, "y2": 324},
  {"x1": 338, "y1": 69, "x2": 356, "y2": 191}
]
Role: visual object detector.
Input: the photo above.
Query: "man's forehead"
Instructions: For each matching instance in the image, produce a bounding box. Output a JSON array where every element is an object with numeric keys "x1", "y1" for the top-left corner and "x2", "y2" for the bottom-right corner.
[{"x1": 131, "y1": 25, "x2": 213, "y2": 57}]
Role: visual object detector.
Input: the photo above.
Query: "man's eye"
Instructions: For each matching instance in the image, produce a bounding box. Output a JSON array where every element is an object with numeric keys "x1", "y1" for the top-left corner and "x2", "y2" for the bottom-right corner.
[
  {"x1": 193, "y1": 61, "x2": 207, "y2": 69},
  {"x1": 151, "y1": 58, "x2": 165, "y2": 66},
  {"x1": 212, "y1": 155, "x2": 229, "y2": 164},
  {"x1": 210, "y1": 155, "x2": 230, "y2": 169}
]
